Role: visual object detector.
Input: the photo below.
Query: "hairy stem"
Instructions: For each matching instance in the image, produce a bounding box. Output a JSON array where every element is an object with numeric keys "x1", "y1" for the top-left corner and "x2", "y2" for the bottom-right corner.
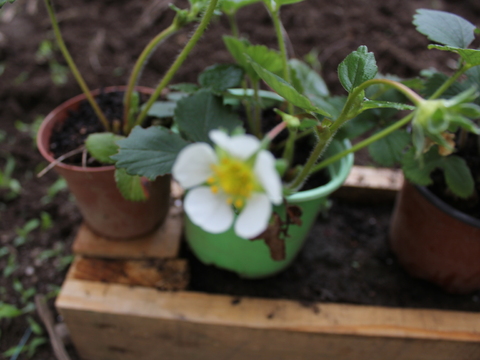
[
  {"x1": 123, "y1": 23, "x2": 178, "y2": 134},
  {"x1": 312, "y1": 113, "x2": 414, "y2": 174},
  {"x1": 429, "y1": 65, "x2": 470, "y2": 100},
  {"x1": 288, "y1": 127, "x2": 331, "y2": 190},
  {"x1": 226, "y1": 12, "x2": 239, "y2": 38},
  {"x1": 269, "y1": 5, "x2": 293, "y2": 115},
  {"x1": 44, "y1": 0, "x2": 109, "y2": 131},
  {"x1": 133, "y1": 0, "x2": 220, "y2": 128}
]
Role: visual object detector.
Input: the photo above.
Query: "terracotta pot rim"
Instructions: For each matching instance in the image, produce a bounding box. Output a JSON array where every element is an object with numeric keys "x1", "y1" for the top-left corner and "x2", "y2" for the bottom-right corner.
[
  {"x1": 37, "y1": 85, "x2": 154, "y2": 173},
  {"x1": 414, "y1": 184, "x2": 480, "y2": 229}
]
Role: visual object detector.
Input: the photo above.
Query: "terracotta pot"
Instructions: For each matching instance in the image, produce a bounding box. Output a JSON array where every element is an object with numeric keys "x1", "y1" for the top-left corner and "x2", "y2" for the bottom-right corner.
[
  {"x1": 389, "y1": 181, "x2": 480, "y2": 293},
  {"x1": 37, "y1": 86, "x2": 171, "y2": 240}
]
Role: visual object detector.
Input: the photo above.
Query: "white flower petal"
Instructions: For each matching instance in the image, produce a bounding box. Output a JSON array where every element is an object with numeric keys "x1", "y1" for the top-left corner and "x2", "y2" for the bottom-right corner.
[
  {"x1": 254, "y1": 150, "x2": 283, "y2": 205},
  {"x1": 209, "y1": 130, "x2": 260, "y2": 160},
  {"x1": 234, "y1": 193, "x2": 272, "y2": 239},
  {"x1": 172, "y1": 143, "x2": 217, "y2": 189},
  {"x1": 209, "y1": 130, "x2": 231, "y2": 149},
  {"x1": 184, "y1": 187, "x2": 234, "y2": 233}
]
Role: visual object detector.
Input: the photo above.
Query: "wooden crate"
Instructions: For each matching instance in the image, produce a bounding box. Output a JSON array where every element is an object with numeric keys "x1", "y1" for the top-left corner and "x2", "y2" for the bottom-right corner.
[{"x1": 55, "y1": 167, "x2": 480, "y2": 360}]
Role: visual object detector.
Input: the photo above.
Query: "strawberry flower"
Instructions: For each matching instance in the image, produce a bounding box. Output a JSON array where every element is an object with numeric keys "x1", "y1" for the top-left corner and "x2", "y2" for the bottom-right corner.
[{"x1": 172, "y1": 130, "x2": 283, "y2": 238}]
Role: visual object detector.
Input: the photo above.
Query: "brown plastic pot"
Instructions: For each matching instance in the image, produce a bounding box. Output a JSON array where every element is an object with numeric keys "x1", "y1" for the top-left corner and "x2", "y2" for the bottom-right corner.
[
  {"x1": 389, "y1": 181, "x2": 480, "y2": 293},
  {"x1": 37, "y1": 86, "x2": 171, "y2": 240}
]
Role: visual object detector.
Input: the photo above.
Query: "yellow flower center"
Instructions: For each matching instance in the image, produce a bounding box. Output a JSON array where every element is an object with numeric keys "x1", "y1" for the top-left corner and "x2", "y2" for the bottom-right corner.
[{"x1": 207, "y1": 156, "x2": 256, "y2": 209}]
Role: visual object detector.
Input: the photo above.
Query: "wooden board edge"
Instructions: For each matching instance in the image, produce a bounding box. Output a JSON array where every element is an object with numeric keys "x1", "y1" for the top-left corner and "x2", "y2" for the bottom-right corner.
[{"x1": 56, "y1": 276, "x2": 480, "y2": 343}]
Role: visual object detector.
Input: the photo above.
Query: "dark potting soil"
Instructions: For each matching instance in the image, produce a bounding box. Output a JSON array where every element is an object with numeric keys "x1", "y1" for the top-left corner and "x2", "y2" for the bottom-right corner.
[
  {"x1": 184, "y1": 199, "x2": 480, "y2": 312},
  {"x1": 49, "y1": 90, "x2": 134, "y2": 165},
  {"x1": 428, "y1": 133, "x2": 480, "y2": 219}
]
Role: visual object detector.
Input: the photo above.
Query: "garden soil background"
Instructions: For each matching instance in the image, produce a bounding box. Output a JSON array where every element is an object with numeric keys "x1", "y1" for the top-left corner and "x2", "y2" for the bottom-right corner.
[{"x1": 0, "y1": 0, "x2": 479, "y2": 358}]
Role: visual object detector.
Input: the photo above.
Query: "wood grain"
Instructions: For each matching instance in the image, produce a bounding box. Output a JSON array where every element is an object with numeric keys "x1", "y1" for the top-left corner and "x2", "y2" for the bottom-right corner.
[
  {"x1": 72, "y1": 204, "x2": 183, "y2": 259},
  {"x1": 71, "y1": 257, "x2": 189, "y2": 290},
  {"x1": 57, "y1": 275, "x2": 480, "y2": 360}
]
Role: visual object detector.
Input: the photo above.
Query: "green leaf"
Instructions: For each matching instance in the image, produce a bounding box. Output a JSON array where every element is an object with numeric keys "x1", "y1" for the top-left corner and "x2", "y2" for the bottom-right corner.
[
  {"x1": 428, "y1": 45, "x2": 480, "y2": 67},
  {"x1": 443, "y1": 155, "x2": 474, "y2": 198},
  {"x1": 401, "y1": 147, "x2": 475, "y2": 198},
  {"x1": 247, "y1": 57, "x2": 331, "y2": 116},
  {"x1": 114, "y1": 168, "x2": 147, "y2": 202},
  {"x1": 112, "y1": 126, "x2": 189, "y2": 180},
  {"x1": 198, "y1": 64, "x2": 244, "y2": 93},
  {"x1": 0, "y1": 303, "x2": 22, "y2": 319},
  {"x1": 145, "y1": 101, "x2": 178, "y2": 118},
  {"x1": 361, "y1": 100, "x2": 415, "y2": 112},
  {"x1": 401, "y1": 147, "x2": 438, "y2": 186},
  {"x1": 223, "y1": 36, "x2": 284, "y2": 81},
  {"x1": 85, "y1": 133, "x2": 124, "y2": 165},
  {"x1": 27, "y1": 337, "x2": 48, "y2": 358},
  {"x1": 27, "y1": 316, "x2": 44, "y2": 335},
  {"x1": 421, "y1": 71, "x2": 469, "y2": 99},
  {"x1": 289, "y1": 59, "x2": 329, "y2": 98},
  {"x1": 338, "y1": 46, "x2": 378, "y2": 92},
  {"x1": 175, "y1": 89, "x2": 242, "y2": 143},
  {"x1": 368, "y1": 130, "x2": 410, "y2": 167},
  {"x1": 414, "y1": 9, "x2": 477, "y2": 48}
]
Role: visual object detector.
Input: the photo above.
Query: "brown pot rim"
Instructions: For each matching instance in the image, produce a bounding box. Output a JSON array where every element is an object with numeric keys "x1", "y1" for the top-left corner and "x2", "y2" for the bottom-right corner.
[
  {"x1": 414, "y1": 184, "x2": 480, "y2": 229},
  {"x1": 37, "y1": 86, "x2": 154, "y2": 173}
]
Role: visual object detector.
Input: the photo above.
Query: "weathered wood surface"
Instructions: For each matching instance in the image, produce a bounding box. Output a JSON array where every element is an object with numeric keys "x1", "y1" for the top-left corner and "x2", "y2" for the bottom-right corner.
[
  {"x1": 57, "y1": 277, "x2": 480, "y2": 360},
  {"x1": 334, "y1": 166, "x2": 404, "y2": 202},
  {"x1": 72, "y1": 257, "x2": 189, "y2": 290},
  {"x1": 72, "y1": 204, "x2": 183, "y2": 259}
]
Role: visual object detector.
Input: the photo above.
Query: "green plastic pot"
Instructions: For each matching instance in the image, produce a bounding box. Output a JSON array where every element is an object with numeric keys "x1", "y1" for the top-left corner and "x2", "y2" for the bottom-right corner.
[{"x1": 185, "y1": 138, "x2": 354, "y2": 278}]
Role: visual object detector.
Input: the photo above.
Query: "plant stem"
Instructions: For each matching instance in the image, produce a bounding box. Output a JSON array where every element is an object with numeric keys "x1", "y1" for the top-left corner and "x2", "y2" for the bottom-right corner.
[
  {"x1": 123, "y1": 23, "x2": 178, "y2": 134},
  {"x1": 282, "y1": 127, "x2": 297, "y2": 165},
  {"x1": 133, "y1": 0, "x2": 220, "y2": 128},
  {"x1": 311, "y1": 113, "x2": 414, "y2": 175},
  {"x1": 429, "y1": 64, "x2": 470, "y2": 100},
  {"x1": 288, "y1": 127, "x2": 331, "y2": 190},
  {"x1": 269, "y1": 5, "x2": 293, "y2": 115},
  {"x1": 252, "y1": 80, "x2": 262, "y2": 138},
  {"x1": 44, "y1": 0, "x2": 110, "y2": 131},
  {"x1": 288, "y1": 78, "x2": 422, "y2": 189},
  {"x1": 226, "y1": 12, "x2": 239, "y2": 38},
  {"x1": 330, "y1": 78, "x2": 423, "y2": 134}
]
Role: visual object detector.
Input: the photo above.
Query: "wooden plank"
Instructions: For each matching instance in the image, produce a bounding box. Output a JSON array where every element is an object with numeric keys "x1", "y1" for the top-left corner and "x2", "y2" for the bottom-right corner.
[
  {"x1": 71, "y1": 257, "x2": 189, "y2": 291},
  {"x1": 72, "y1": 204, "x2": 183, "y2": 259},
  {"x1": 333, "y1": 166, "x2": 404, "y2": 202},
  {"x1": 56, "y1": 277, "x2": 480, "y2": 360}
]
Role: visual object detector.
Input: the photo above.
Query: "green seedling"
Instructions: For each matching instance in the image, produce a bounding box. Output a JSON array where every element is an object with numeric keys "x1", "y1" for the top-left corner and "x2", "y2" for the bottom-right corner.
[
  {"x1": 13, "y1": 71, "x2": 28, "y2": 85},
  {"x1": 3, "y1": 326, "x2": 47, "y2": 359},
  {"x1": 14, "y1": 116, "x2": 43, "y2": 142},
  {"x1": 35, "y1": 39, "x2": 69, "y2": 85},
  {"x1": 40, "y1": 177, "x2": 67, "y2": 204},
  {"x1": 0, "y1": 156, "x2": 21, "y2": 200},
  {"x1": 57, "y1": 255, "x2": 74, "y2": 271},
  {"x1": 36, "y1": 242, "x2": 63, "y2": 262},
  {"x1": 13, "y1": 279, "x2": 36, "y2": 304},
  {"x1": 3, "y1": 253, "x2": 18, "y2": 278},
  {"x1": 40, "y1": 211, "x2": 53, "y2": 230},
  {"x1": 13, "y1": 219, "x2": 40, "y2": 247}
]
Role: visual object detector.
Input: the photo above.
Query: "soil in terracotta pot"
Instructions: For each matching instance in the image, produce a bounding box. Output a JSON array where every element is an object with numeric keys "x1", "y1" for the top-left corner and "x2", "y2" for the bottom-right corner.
[
  {"x1": 49, "y1": 90, "x2": 162, "y2": 166},
  {"x1": 1, "y1": 0, "x2": 480, "y2": 358}
]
